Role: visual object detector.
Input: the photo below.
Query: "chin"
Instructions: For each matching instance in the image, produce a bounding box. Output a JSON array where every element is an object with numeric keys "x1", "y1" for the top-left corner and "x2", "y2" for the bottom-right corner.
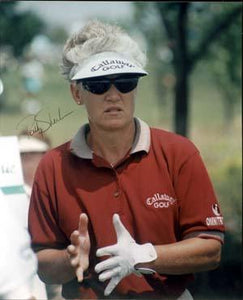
[{"x1": 102, "y1": 118, "x2": 129, "y2": 131}]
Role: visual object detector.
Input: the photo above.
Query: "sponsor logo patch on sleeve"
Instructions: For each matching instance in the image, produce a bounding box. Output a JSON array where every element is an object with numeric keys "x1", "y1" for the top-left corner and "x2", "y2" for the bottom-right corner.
[{"x1": 205, "y1": 204, "x2": 224, "y2": 226}]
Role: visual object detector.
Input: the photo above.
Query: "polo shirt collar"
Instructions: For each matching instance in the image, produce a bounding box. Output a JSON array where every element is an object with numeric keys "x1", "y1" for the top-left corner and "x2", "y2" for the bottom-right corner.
[{"x1": 69, "y1": 117, "x2": 150, "y2": 159}]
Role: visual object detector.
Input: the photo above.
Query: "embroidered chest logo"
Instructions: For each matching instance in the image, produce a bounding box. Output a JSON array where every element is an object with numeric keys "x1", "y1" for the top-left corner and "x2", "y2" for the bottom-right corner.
[{"x1": 146, "y1": 193, "x2": 177, "y2": 209}]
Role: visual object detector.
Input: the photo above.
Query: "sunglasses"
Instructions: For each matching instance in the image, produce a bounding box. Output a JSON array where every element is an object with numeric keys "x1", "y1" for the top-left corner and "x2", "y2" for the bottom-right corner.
[{"x1": 79, "y1": 76, "x2": 139, "y2": 95}]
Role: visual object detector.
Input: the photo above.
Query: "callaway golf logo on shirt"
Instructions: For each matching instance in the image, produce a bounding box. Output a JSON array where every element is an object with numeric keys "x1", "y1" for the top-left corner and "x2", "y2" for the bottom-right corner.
[{"x1": 146, "y1": 193, "x2": 177, "y2": 209}]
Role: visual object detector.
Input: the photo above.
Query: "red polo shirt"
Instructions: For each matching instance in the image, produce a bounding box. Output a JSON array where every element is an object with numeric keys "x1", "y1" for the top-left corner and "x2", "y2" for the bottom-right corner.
[{"x1": 29, "y1": 118, "x2": 225, "y2": 299}]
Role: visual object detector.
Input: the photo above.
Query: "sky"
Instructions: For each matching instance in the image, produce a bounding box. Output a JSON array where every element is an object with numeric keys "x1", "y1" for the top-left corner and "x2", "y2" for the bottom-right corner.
[{"x1": 16, "y1": 1, "x2": 134, "y2": 33}]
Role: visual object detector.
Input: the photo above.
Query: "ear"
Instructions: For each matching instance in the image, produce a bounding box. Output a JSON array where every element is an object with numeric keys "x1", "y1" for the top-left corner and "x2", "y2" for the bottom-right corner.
[{"x1": 70, "y1": 83, "x2": 84, "y2": 105}]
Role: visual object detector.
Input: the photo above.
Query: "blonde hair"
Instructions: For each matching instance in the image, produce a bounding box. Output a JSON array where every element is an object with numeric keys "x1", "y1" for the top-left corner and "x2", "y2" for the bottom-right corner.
[{"x1": 60, "y1": 20, "x2": 147, "y2": 81}]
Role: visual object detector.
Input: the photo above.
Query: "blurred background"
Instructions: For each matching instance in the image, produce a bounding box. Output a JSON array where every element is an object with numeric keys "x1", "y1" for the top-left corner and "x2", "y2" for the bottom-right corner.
[{"x1": 0, "y1": 2, "x2": 242, "y2": 299}]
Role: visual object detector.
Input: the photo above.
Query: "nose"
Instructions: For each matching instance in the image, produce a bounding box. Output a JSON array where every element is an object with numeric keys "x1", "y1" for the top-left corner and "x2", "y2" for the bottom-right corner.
[{"x1": 104, "y1": 84, "x2": 121, "y2": 102}]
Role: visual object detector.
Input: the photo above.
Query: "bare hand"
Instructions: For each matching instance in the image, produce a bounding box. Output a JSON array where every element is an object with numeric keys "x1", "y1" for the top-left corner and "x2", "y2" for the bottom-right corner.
[{"x1": 67, "y1": 213, "x2": 90, "y2": 282}]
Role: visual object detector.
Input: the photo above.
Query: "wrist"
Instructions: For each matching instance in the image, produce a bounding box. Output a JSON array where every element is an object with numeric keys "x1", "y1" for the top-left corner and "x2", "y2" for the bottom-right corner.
[
  {"x1": 134, "y1": 243, "x2": 157, "y2": 264},
  {"x1": 134, "y1": 243, "x2": 157, "y2": 274}
]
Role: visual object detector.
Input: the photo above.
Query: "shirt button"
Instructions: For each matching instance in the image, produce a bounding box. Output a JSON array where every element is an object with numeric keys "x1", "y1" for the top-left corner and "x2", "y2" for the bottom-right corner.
[{"x1": 114, "y1": 191, "x2": 120, "y2": 198}]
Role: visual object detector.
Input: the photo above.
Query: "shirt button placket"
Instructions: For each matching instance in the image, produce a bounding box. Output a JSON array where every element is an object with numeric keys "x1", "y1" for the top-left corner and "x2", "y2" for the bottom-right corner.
[
  {"x1": 112, "y1": 168, "x2": 121, "y2": 199},
  {"x1": 114, "y1": 190, "x2": 120, "y2": 198}
]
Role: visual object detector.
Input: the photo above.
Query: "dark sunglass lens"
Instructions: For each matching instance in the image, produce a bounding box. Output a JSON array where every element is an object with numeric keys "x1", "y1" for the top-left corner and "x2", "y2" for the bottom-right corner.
[
  {"x1": 82, "y1": 81, "x2": 111, "y2": 94},
  {"x1": 115, "y1": 78, "x2": 138, "y2": 93}
]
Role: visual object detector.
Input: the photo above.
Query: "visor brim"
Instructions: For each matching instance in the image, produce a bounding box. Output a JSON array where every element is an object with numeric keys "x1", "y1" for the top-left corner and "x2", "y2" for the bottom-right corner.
[{"x1": 71, "y1": 52, "x2": 148, "y2": 81}]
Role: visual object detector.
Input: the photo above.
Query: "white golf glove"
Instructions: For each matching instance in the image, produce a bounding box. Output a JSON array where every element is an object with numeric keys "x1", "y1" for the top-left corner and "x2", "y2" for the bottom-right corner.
[{"x1": 95, "y1": 214, "x2": 157, "y2": 296}]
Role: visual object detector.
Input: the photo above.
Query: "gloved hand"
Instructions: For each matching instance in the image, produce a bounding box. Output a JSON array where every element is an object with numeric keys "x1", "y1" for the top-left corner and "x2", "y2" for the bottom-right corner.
[{"x1": 95, "y1": 214, "x2": 157, "y2": 296}]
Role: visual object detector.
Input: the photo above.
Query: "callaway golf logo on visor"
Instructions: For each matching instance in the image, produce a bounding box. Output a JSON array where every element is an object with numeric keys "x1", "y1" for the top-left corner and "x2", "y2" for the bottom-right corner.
[
  {"x1": 91, "y1": 59, "x2": 135, "y2": 72},
  {"x1": 71, "y1": 51, "x2": 148, "y2": 80}
]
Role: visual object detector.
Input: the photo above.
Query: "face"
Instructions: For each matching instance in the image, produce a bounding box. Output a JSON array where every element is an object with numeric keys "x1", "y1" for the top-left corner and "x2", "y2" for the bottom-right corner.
[{"x1": 71, "y1": 75, "x2": 138, "y2": 132}]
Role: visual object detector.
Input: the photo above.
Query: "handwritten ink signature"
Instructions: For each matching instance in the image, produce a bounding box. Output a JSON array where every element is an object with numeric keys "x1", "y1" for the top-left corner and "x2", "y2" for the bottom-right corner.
[{"x1": 16, "y1": 108, "x2": 74, "y2": 136}]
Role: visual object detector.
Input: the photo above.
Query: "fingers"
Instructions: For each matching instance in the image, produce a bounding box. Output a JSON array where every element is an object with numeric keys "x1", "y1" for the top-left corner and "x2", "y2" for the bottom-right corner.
[
  {"x1": 67, "y1": 244, "x2": 76, "y2": 256},
  {"x1": 113, "y1": 214, "x2": 133, "y2": 241},
  {"x1": 96, "y1": 244, "x2": 118, "y2": 257},
  {"x1": 78, "y1": 213, "x2": 88, "y2": 236},
  {"x1": 67, "y1": 213, "x2": 90, "y2": 283},
  {"x1": 112, "y1": 214, "x2": 125, "y2": 238},
  {"x1": 70, "y1": 213, "x2": 90, "y2": 250},
  {"x1": 95, "y1": 256, "x2": 121, "y2": 274},
  {"x1": 104, "y1": 275, "x2": 121, "y2": 296},
  {"x1": 76, "y1": 265, "x2": 84, "y2": 282},
  {"x1": 67, "y1": 244, "x2": 79, "y2": 266},
  {"x1": 70, "y1": 231, "x2": 80, "y2": 247},
  {"x1": 98, "y1": 266, "x2": 122, "y2": 282},
  {"x1": 67, "y1": 244, "x2": 84, "y2": 282}
]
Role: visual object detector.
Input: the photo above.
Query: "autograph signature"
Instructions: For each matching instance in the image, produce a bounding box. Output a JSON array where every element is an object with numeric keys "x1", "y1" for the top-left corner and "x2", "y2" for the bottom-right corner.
[{"x1": 16, "y1": 108, "x2": 74, "y2": 136}]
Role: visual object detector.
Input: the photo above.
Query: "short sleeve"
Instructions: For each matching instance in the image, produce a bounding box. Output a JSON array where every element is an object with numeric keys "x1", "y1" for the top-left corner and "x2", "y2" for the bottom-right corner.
[
  {"x1": 28, "y1": 154, "x2": 69, "y2": 251},
  {"x1": 174, "y1": 151, "x2": 225, "y2": 241}
]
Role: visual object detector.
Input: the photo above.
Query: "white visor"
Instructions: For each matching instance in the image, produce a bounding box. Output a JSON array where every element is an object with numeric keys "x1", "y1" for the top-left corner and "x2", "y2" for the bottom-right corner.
[{"x1": 71, "y1": 51, "x2": 148, "y2": 81}]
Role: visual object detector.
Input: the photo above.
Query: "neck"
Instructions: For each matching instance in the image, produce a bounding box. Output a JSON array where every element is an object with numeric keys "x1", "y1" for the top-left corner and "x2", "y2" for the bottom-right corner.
[{"x1": 87, "y1": 120, "x2": 135, "y2": 165}]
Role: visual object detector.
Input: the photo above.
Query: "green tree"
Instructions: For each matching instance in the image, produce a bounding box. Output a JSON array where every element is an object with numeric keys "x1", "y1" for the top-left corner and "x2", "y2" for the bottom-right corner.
[
  {"x1": 203, "y1": 16, "x2": 242, "y2": 130},
  {"x1": 47, "y1": 26, "x2": 68, "y2": 45},
  {"x1": 133, "y1": 2, "x2": 242, "y2": 136},
  {"x1": 0, "y1": 1, "x2": 45, "y2": 58}
]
